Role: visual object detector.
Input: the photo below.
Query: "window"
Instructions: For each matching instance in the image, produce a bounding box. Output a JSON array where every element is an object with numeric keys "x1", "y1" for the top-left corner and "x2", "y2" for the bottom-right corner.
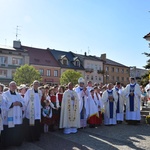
[
  {"x1": 54, "y1": 70, "x2": 58, "y2": 77},
  {"x1": 0, "y1": 69, "x2": 7, "y2": 77},
  {"x1": 116, "y1": 68, "x2": 119, "y2": 73},
  {"x1": 95, "y1": 76, "x2": 97, "y2": 80},
  {"x1": 0, "y1": 56, "x2": 7, "y2": 64},
  {"x1": 39, "y1": 69, "x2": 44, "y2": 75},
  {"x1": 106, "y1": 67, "x2": 109, "y2": 72},
  {"x1": 122, "y1": 77, "x2": 124, "y2": 81},
  {"x1": 99, "y1": 77, "x2": 101, "y2": 81},
  {"x1": 12, "y1": 58, "x2": 22, "y2": 65},
  {"x1": 91, "y1": 76, "x2": 93, "y2": 80},
  {"x1": 99, "y1": 66, "x2": 101, "y2": 70},
  {"x1": 95, "y1": 65, "x2": 97, "y2": 70},
  {"x1": 126, "y1": 69, "x2": 129, "y2": 73},
  {"x1": 63, "y1": 59, "x2": 68, "y2": 65},
  {"x1": 116, "y1": 76, "x2": 119, "y2": 81},
  {"x1": 47, "y1": 70, "x2": 51, "y2": 76},
  {"x1": 112, "y1": 67, "x2": 114, "y2": 72},
  {"x1": 87, "y1": 75, "x2": 89, "y2": 80},
  {"x1": 126, "y1": 77, "x2": 129, "y2": 81},
  {"x1": 121, "y1": 69, "x2": 124, "y2": 73},
  {"x1": 75, "y1": 60, "x2": 80, "y2": 67}
]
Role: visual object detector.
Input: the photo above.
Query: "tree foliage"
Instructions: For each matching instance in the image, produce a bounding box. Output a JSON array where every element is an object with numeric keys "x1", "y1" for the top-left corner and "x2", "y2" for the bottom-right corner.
[
  {"x1": 60, "y1": 69, "x2": 83, "y2": 86},
  {"x1": 13, "y1": 64, "x2": 42, "y2": 85},
  {"x1": 140, "y1": 52, "x2": 150, "y2": 86}
]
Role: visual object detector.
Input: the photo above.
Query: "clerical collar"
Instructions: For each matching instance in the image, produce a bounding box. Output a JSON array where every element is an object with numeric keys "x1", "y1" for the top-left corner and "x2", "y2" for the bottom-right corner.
[
  {"x1": 10, "y1": 90, "x2": 16, "y2": 95},
  {"x1": 80, "y1": 87, "x2": 83, "y2": 91},
  {"x1": 107, "y1": 89, "x2": 113, "y2": 92},
  {"x1": 34, "y1": 89, "x2": 38, "y2": 93},
  {"x1": 130, "y1": 83, "x2": 136, "y2": 86}
]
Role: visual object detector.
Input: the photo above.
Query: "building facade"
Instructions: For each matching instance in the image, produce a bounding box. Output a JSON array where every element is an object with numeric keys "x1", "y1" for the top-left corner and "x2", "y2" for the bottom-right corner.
[
  {"x1": 22, "y1": 46, "x2": 61, "y2": 85},
  {"x1": 101, "y1": 54, "x2": 130, "y2": 86},
  {"x1": 0, "y1": 41, "x2": 29, "y2": 85}
]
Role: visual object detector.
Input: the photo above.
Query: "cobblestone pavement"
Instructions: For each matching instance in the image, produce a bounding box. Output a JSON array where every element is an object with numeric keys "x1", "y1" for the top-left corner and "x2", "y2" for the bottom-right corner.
[{"x1": 5, "y1": 122, "x2": 150, "y2": 150}]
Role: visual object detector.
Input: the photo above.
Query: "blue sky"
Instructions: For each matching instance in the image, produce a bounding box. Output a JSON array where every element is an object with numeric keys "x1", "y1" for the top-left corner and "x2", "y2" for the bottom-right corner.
[{"x1": 0, "y1": 0, "x2": 150, "y2": 69}]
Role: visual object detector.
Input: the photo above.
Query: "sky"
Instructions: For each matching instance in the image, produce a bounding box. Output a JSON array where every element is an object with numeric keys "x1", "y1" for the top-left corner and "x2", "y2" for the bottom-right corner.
[{"x1": 0, "y1": 0, "x2": 150, "y2": 69}]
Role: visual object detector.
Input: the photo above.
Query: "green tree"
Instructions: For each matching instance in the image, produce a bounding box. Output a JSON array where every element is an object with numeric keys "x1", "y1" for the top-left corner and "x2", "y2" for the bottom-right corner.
[
  {"x1": 60, "y1": 69, "x2": 83, "y2": 86},
  {"x1": 140, "y1": 52, "x2": 150, "y2": 86},
  {"x1": 13, "y1": 64, "x2": 42, "y2": 85}
]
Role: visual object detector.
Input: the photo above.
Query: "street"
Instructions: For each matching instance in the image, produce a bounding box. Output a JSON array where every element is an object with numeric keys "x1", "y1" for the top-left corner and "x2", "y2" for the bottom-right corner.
[{"x1": 6, "y1": 122, "x2": 150, "y2": 150}]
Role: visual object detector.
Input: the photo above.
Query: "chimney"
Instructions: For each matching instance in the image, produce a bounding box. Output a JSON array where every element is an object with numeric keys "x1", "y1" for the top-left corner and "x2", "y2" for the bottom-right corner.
[
  {"x1": 84, "y1": 52, "x2": 87, "y2": 56},
  {"x1": 101, "y1": 53, "x2": 106, "y2": 61},
  {"x1": 13, "y1": 40, "x2": 21, "y2": 49}
]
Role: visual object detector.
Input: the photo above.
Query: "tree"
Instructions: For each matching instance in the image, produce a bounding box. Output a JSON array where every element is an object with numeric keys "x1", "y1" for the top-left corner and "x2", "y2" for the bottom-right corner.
[
  {"x1": 60, "y1": 69, "x2": 83, "y2": 86},
  {"x1": 140, "y1": 52, "x2": 150, "y2": 86},
  {"x1": 13, "y1": 64, "x2": 42, "y2": 85}
]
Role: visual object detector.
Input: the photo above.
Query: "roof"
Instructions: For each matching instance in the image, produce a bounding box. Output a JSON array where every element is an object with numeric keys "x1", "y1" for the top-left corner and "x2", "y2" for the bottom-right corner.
[
  {"x1": 143, "y1": 33, "x2": 150, "y2": 39},
  {"x1": 72, "y1": 53, "x2": 103, "y2": 64},
  {"x1": 50, "y1": 49, "x2": 84, "y2": 70},
  {"x1": 22, "y1": 46, "x2": 60, "y2": 67},
  {"x1": 105, "y1": 58, "x2": 129, "y2": 67}
]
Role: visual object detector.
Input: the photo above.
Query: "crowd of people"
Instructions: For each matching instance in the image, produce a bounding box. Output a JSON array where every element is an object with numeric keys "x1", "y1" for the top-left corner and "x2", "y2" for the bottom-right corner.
[{"x1": 0, "y1": 76, "x2": 149, "y2": 148}]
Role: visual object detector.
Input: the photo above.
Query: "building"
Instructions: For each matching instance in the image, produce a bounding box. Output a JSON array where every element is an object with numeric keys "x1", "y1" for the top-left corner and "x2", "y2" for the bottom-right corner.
[
  {"x1": 50, "y1": 49, "x2": 85, "y2": 79},
  {"x1": 0, "y1": 41, "x2": 29, "y2": 85},
  {"x1": 130, "y1": 66, "x2": 148, "y2": 80},
  {"x1": 101, "y1": 54, "x2": 130, "y2": 85},
  {"x1": 22, "y1": 46, "x2": 61, "y2": 85},
  {"x1": 73, "y1": 52, "x2": 104, "y2": 85}
]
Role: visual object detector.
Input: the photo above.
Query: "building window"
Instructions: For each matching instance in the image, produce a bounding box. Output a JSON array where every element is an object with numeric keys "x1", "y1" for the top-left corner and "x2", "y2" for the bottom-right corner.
[
  {"x1": 121, "y1": 69, "x2": 124, "y2": 73},
  {"x1": 126, "y1": 77, "x2": 129, "y2": 81},
  {"x1": 91, "y1": 76, "x2": 93, "y2": 80},
  {"x1": 0, "y1": 56, "x2": 7, "y2": 64},
  {"x1": 39, "y1": 69, "x2": 44, "y2": 75},
  {"x1": 122, "y1": 77, "x2": 124, "y2": 81},
  {"x1": 47, "y1": 70, "x2": 51, "y2": 76},
  {"x1": 54, "y1": 70, "x2": 58, "y2": 77},
  {"x1": 95, "y1": 76, "x2": 97, "y2": 80},
  {"x1": 12, "y1": 58, "x2": 22, "y2": 65},
  {"x1": 112, "y1": 67, "x2": 114, "y2": 72},
  {"x1": 116, "y1": 68, "x2": 119, "y2": 73},
  {"x1": 62, "y1": 59, "x2": 68, "y2": 65},
  {"x1": 0, "y1": 69, "x2": 7, "y2": 77},
  {"x1": 75, "y1": 60, "x2": 80, "y2": 67},
  {"x1": 99, "y1": 77, "x2": 101, "y2": 81},
  {"x1": 87, "y1": 75, "x2": 89, "y2": 80},
  {"x1": 116, "y1": 76, "x2": 119, "y2": 81},
  {"x1": 106, "y1": 67, "x2": 109, "y2": 72},
  {"x1": 95, "y1": 65, "x2": 97, "y2": 70},
  {"x1": 126, "y1": 69, "x2": 129, "y2": 73}
]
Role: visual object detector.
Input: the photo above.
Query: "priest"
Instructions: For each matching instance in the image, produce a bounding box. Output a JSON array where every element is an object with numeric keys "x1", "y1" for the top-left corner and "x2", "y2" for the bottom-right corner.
[
  {"x1": 123, "y1": 77, "x2": 141, "y2": 125},
  {"x1": 102, "y1": 83, "x2": 118, "y2": 125},
  {"x1": 75, "y1": 77, "x2": 89, "y2": 128},
  {"x1": 59, "y1": 82, "x2": 80, "y2": 134},
  {"x1": 24, "y1": 80, "x2": 42, "y2": 141},
  {"x1": 1, "y1": 81, "x2": 24, "y2": 148}
]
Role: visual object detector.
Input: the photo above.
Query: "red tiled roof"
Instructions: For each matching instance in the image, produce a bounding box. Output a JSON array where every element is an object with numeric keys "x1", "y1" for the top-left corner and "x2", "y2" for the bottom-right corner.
[{"x1": 22, "y1": 46, "x2": 60, "y2": 67}]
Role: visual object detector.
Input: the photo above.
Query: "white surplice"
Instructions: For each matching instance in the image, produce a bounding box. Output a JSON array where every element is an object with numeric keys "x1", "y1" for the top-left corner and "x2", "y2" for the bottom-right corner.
[
  {"x1": 2, "y1": 90, "x2": 24, "y2": 126},
  {"x1": 102, "y1": 89, "x2": 118, "y2": 125},
  {"x1": 123, "y1": 83, "x2": 141, "y2": 120},
  {"x1": 24, "y1": 88, "x2": 42, "y2": 120}
]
